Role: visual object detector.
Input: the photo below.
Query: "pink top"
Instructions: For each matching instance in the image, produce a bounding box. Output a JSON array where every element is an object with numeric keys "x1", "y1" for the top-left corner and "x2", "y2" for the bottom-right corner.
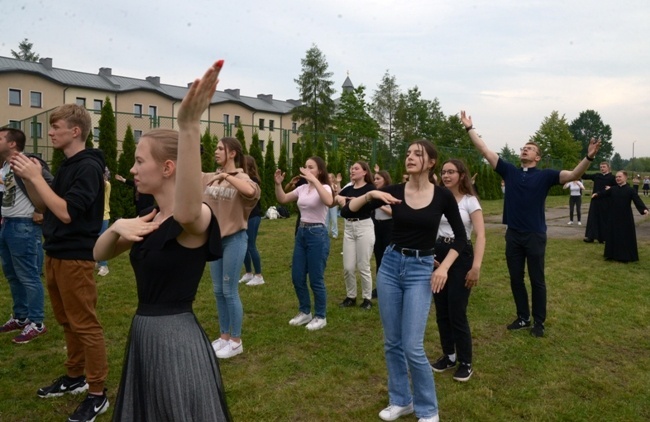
[{"x1": 293, "y1": 183, "x2": 332, "y2": 224}]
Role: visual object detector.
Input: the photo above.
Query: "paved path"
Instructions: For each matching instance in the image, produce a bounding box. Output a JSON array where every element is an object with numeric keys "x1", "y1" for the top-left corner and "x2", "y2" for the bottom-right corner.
[{"x1": 484, "y1": 204, "x2": 650, "y2": 240}]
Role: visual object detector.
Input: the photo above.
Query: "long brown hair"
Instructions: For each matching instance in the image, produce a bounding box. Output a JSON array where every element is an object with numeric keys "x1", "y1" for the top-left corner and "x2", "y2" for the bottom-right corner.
[
  {"x1": 409, "y1": 139, "x2": 438, "y2": 181},
  {"x1": 308, "y1": 156, "x2": 330, "y2": 185},
  {"x1": 439, "y1": 159, "x2": 476, "y2": 196},
  {"x1": 243, "y1": 155, "x2": 260, "y2": 180},
  {"x1": 219, "y1": 137, "x2": 247, "y2": 173},
  {"x1": 354, "y1": 161, "x2": 375, "y2": 186}
]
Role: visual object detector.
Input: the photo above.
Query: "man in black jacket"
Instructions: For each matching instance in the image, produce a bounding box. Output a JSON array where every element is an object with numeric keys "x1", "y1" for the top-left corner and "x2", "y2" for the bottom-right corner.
[{"x1": 11, "y1": 104, "x2": 109, "y2": 422}]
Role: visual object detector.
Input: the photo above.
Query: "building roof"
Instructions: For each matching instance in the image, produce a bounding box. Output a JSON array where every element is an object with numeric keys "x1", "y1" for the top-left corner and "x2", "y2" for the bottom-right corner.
[{"x1": 0, "y1": 56, "x2": 300, "y2": 115}]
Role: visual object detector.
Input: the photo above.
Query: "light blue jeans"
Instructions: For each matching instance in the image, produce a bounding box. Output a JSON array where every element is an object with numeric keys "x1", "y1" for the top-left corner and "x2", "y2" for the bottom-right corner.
[
  {"x1": 326, "y1": 206, "x2": 339, "y2": 238},
  {"x1": 210, "y1": 230, "x2": 247, "y2": 338},
  {"x1": 0, "y1": 218, "x2": 45, "y2": 323},
  {"x1": 377, "y1": 246, "x2": 438, "y2": 419},
  {"x1": 292, "y1": 224, "x2": 330, "y2": 318}
]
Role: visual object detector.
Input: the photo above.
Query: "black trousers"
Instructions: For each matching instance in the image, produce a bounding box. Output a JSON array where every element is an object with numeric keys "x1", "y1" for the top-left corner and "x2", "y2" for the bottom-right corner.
[
  {"x1": 373, "y1": 219, "x2": 393, "y2": 273},
  {"x1": 432, "y1": 241, "x2": 474, "y2": 364},
  {"x1": 505, "y1": 228, "x2": 547, "y2": 326},
  {"x1": 569, "y1": 195, "x2": 581, "y2": 222}
]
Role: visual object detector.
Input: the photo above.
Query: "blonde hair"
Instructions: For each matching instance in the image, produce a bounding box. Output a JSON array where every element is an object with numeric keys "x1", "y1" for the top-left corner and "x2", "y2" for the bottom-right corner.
[
  {"x1": 49, "y1": 104, "x2": 92, "y2": 141},
  {"x1": 141, "y1": 129, "x2": 179, "y2": 163}
]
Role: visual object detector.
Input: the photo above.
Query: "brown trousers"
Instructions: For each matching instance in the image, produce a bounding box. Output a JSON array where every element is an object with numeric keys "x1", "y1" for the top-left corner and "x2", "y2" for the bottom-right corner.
[{"x1": 45, "y1": 257, "x2": 108, "y2": 392}]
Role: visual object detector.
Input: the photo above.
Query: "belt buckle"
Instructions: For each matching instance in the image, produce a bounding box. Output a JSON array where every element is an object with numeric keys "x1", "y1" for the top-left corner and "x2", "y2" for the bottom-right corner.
[{"x1": 444, "y1": 237, "x2": 452, "y2": 244}]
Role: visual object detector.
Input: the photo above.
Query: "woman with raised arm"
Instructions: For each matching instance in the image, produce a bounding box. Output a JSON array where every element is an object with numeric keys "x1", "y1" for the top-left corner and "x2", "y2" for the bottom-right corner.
[
  {"x1": 203, "y1": 138, "x2": 260, "y2": 359},
  {"x1": 430, "y1": 159, "x2": 485, "y2": 383},
  {"x1": 344, "y1": 140, "x2": 467, "y2": 422},
  {"x1": 93, "y1": 60, "x2": 231, "y2": 421},
  {"x1": 275, "y1": 157, "x2": 333, "y2": 331}
]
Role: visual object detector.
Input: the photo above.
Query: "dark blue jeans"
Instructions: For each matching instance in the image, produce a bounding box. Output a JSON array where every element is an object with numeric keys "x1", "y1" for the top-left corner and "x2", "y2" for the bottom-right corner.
[
  {"x1": 0, "y1": 218, "x2": 45, "y2": 323},
  {"x1": 292, "y1": 224, "x2": 330, "y2": 318},
  {"x1": 243, "y1": 216, "x2": 262, "y2": 274},
  {"x1": 505, "y1": 228, "x2": 547, "y2": 327}
]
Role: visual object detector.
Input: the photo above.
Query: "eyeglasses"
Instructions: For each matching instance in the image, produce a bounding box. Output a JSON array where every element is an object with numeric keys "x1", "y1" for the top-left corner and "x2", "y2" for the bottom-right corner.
[
  {"x1": 440, "y1": 169, "x2": 458, "y2": 175},
  {"x1": 520, "y1": 146, "x2": 537, "y2": 153}
]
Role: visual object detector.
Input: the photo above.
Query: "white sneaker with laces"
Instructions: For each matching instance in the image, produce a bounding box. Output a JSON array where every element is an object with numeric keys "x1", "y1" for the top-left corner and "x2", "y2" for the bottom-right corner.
[
  {"x1": 246, "y1": 275, "x2": 265, "y2": 286},
  {"x1": 216, "y1": 339, "x2": 243, "y2": 359},
  {"x1": 211, "y1": 338, "x2": 228, "y2": 353},
  {"x1": 418, "y1": 416, "x2": 439, "y2": 422},
  {"x1": 378, "y1": 403, "x2": 414, "y2": 421},
  {"x1": 239, "y1": 273, "x2": 253, "y2": 283},
  {"x1": 289, "y1": 312, "x2": 312, "y2": 326},
  {"x1": 567, "y1": 221, "x2": 573, "y2": 225},
  {"x1": 97, "y1": 266, "x2": 109, "y2": 276},
  {"x1": 306, "y1": 317, "x2": 327, "y2": 331}
]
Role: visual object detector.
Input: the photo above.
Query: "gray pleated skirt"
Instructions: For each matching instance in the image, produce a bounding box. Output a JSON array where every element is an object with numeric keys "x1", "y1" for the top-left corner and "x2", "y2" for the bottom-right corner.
[{"x1": 113, "y1": 312, "x2": 231, "y2": 421}]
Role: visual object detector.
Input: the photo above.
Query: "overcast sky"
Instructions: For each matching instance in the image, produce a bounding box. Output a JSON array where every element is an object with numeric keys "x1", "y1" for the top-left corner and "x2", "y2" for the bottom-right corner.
[{"x1": 3, "y1": 0, "x2": 650, "y2": 159}]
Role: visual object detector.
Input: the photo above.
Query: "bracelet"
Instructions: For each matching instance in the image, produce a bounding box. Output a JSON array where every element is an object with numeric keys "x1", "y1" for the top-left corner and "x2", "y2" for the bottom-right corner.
[
  {"x1": 585, "y1": 156, "x2": 594, "y2": 161},
  {"x1": 465, "y1": 126, "x2": 474, "y2": 132}
]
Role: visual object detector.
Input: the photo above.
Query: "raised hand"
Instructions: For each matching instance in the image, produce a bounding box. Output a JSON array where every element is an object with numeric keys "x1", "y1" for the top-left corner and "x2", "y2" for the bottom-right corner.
[
  {"x1": 10, "y1": 153, "x2": 42, "y2": 181},
  {"x1": 587, "y1": 137, "x2": 602, "y2": 158},
  {"x1": 274, "y1": 169, "x2": 286, "y2": 185},
  {"x1": 177, "y1": 60, "x2": 224, "y2": 126},
  {"x1": 460, "y1": 110, "x2": 473, "y2": 130}
]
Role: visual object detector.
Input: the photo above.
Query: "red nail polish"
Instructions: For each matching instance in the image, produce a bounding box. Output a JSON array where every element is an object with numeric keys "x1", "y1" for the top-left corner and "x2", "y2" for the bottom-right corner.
[{"x1": 216, "y1": 60, "x2": 224, "y2": 68}]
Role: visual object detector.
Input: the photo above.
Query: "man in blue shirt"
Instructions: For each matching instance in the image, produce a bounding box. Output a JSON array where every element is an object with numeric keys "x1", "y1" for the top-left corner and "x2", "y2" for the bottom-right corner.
[{"x1": 461, "y1": 111, "x2": 601, "y2": 337}]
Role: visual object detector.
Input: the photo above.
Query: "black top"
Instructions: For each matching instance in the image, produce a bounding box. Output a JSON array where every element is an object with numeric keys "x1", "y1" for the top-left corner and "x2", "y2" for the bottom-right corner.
[
  {"x1": 43, "y1": 149, "x2": 105, "y2": 260},
  {"x1": 339, "y1": 183, "x2": 376, "y2": 220},
  {"x1": 248, "y1": 177, "x2": 262, "y2": 219},
  {"x1": 347, "y1": 183, "x2": 467, "y2": 252},
  {"x1": 583, "y1": 172, "x2": 616, "y2": 192},
  {"x1": 130, "y1": 213, "x2": 222, "y2": 316}
]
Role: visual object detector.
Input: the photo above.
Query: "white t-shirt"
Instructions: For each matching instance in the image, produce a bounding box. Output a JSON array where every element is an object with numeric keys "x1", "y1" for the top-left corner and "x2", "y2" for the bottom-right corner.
[{"x1": 437, "y1": 194, "x2": 481, "y2": 240}]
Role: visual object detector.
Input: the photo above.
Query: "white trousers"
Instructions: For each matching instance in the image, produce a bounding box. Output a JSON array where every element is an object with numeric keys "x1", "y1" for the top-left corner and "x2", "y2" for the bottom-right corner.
[{"x1": 343, "y1": 218, "x2": 375, "y2": 300}]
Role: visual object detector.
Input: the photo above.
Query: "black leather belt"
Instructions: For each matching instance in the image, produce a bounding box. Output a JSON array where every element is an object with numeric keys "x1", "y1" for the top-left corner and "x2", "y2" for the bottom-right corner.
[
  {"x1": 346, "y1": 217, "x2": 370, "y2": 222},
  {"x1": 436, "y1": 236, "x2": 455, "y2": 244},
  {"x1": 299, "y1": 222, "x2": 324, "y2": 227},
  {"x1": 391, "y1": 244, "x2": 435, "y2": 257}
]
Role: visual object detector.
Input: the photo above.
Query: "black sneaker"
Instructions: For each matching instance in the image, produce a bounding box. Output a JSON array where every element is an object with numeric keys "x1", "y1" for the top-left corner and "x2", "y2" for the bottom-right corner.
[
  {"x1": 37, "y1": 375, "x2": 88, "y2": 398},
  {"x1": 430, "y1": 355, "x2": 456, "y2": 373},
  {"x1": 371, "y1": 288, "x2": 378, "y2": 299},
  {"x1": 68, "y1": 390, "x2": 109, "y2": 422},
  {"x1": 453, "y1": 363, "x2": 473, "y2": 382},
  {"x1": 530, "y1": 324, "x2": 545, "y2": 338},
  {"x1": 359, "y1": 299, "x2": 372, "y2": 310},
  {"x1": 506, "y1": 317, "x2": 531, "y2": 330},
  {"x1": 339, "y1": 297, "x2": 356, "y2": 307}
]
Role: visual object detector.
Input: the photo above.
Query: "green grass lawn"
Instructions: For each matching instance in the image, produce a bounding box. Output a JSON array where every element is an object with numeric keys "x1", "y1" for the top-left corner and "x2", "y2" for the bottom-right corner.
[{"x1": 1, "y1": 199, "x2": 649, "y2": 421}]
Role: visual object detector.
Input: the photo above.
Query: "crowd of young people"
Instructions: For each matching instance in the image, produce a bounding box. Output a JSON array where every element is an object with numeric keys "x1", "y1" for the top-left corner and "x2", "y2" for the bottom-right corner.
[{"x1": 3, "y1": 55, "x2": 648, "y2": 422}]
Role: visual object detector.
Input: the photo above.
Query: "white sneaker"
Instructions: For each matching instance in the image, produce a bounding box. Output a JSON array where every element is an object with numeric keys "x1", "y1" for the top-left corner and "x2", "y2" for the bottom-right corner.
[
  {"x1": 306, "y1": 317, "x2": 327, "y2": 331},
  {"x1": 567, "y1": 221, "x2": 573, "y2": 225},
  {"x1": 419, "y1": 416, "x2": 439, "y2": 422},
  {"x1": 239, "y1": 273, "x2": 254, "y2": 283},
  {"x1": 97, "y1": 266, "x2": 109, "y2": 276},
  {"x1": 379, "y1": 403, "x2": 414, "y2": 421},
  {"x1": 578, "y1": 221, "x2": 582, "y2": 225},
  {"x1": 289, "y1": 312, "x2": 312, "y2": 326},
  {"x1": 216, "y1": 339, "x2": 243, "y2": 359},
  {"x1": 246, "y1": 275, "x2": 265, "y2": 286},
  {"x1": 211, "y1": 338, "x2": 229, "y2": 353}
]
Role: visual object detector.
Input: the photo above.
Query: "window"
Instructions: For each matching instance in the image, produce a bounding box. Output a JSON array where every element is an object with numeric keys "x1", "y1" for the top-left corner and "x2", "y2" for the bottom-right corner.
[
  {"x1": 259, "y1": 119, "x2": 265, "y2": 130},
  {"x1": 76, "y1": 97, "x2": 86, "y2": 107},
  {"x1": 93, "y1": 127, "x2": 100, "y2": 141},
  {"x1": 93, "y1": 99, "x2": 103, "y2": 114},
  {"x1": 9, "y1": 89, "x2": 21, "y2": 106},
  {"x1": 148, "y1": 105, "x2": 157, "y2": 118},
  {"x1": 259, "y1": 140, "x2": 265, "y2": 151},
  {"x1": 292, "y1": 122, "x2": 297, "y2": 133},
  {"x1": 291, "y1": 142, "x2": 296, "y2": 153},
  {"x1": 30, "y1": 91, "x2": 42, "y2": 108},
  {"x1": 31, "y1": 122, "x2": 43, "y2": 138},
  {"x1": 8, "y1": 120, "x2": 21, "y2": 129},
  {"x1": 234, "y1": 115, "x2": 240, "y2": 127},
  {"x1": 223, "y1": 114, "x2": 230, "y2": 126},
  {"x1": 134, "y1": 130, "x2": 143, "y2": 142},
  {"x1": 134, "y1": 104, "x2": 143, "y2": 118},
  {"x1": 269, "y1": 120, "x2": 275, "y2": 131}
]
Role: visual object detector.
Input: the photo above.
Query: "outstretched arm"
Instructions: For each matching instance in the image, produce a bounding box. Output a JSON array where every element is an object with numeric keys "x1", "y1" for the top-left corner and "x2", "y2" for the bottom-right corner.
[
  {"x1": 461, "y1": 111, "x2": 499, "y2": 169},
  {"x1": 559, "y1": 138, "x2": 601, "y2": 184},
  {"x1": 175, "y1": 60, "x2": 224, "y2": 234}
]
